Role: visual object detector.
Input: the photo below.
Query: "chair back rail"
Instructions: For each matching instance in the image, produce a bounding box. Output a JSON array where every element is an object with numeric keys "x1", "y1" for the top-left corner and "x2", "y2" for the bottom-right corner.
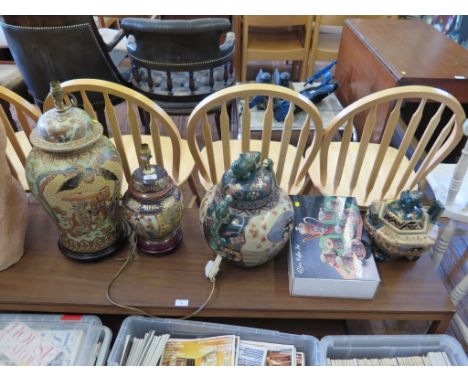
[
  {"x1": 1, "y1": 16, "x2": 125, "y2": 106},
  {"x1": 187, "y1": 83, "x2": 323, "y2": 194},
  {"x1": 446, "y1": 120, "x2": 468, "y2": 206},
  {"x1": 242, "y1": 16, "x2": 313, "y2": 81},
  {"x1": 0, "y1": 85, "x2": 40, "y2": 187},
  {"x1": 244, "y1": 16, "x2": 312, "y2": 28},
  {"x1": 43, "y1": 79, "x2": 183, "y2": 185},
  {"x1": 319, "y1": 85, "x2": 465, "y2": 203},
  {"x1": 120, "y1": 18, "x2": 235, "y2": 103}
]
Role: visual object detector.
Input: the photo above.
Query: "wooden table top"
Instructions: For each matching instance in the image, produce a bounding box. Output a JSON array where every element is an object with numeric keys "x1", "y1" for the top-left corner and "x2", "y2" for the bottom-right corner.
[
  {"x1": 0, "y1": 203, "x2": 455, "y2": 320},
  {"x1": 345, "y1": 18, "x2": 468, "y2": 101}
]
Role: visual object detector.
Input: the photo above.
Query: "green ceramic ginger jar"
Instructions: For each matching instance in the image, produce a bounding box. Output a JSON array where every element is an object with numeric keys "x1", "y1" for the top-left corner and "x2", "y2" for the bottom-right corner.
[
  {"x1": 25, "y1": 82, "x2": 125, "y2": 261},
  {"x1": 200, "y1": 151, "x2": 294, "y2": 267}
]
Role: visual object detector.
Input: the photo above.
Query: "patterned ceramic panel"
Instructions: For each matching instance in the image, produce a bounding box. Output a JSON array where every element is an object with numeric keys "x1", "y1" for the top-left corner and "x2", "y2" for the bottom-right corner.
[{"x1": 26, "y1": 137, "x2": 123, "y2": 254}]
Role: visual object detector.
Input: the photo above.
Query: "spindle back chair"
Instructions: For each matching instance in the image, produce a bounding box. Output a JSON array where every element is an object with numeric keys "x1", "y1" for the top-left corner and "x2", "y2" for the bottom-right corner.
[
  {"x1": 308, "y1": 85, "x2": 465, "y2": 207},
  {"x1": 187, "y1": 83, "x2": 323, "y2": 195},
  {"x1": 0, "y1": 85, "x2": 40, "y2": 190},
  {"x1": 43, "y1": 79, "x2": 195, "y2": 192}
]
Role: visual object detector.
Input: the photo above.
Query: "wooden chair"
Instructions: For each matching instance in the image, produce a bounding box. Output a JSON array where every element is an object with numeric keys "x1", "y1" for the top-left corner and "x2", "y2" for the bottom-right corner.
[
  {"x1": 307, "y1": 85, "x2": 466, "y2": 208},
  {"x1": 306, "y1": 15, "x2": 396, "y2": 77},
  {"x1": 432, "y1": 125, "x2": 468, "y2": 265},
  {"x1": 0, "y1": 85, "x2": 40, "y2": 190},
  {"x1": 432, "y1": 123, "x2": 468, "y2": 345},
  {"x1": 187, "y1": 83, "x2": 323, "y2": 195},
  {"x1": 241, "y1": 16, "x2": 313, "y2": 82},
  {"x1": 43, "y1": 79, "x2": 196, "y2": 196},
  {"x1": 431, "y1": 122, "x2": 468, "y2": 344}
]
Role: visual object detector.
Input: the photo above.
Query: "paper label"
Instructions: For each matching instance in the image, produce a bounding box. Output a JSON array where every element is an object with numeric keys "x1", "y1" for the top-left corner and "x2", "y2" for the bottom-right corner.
[
  {"x1": 0, "y1": 322, "x2": 61, "y2": 366},
  {"x1": 174, "y1": 299, "x2": 189, "y2": 307}
]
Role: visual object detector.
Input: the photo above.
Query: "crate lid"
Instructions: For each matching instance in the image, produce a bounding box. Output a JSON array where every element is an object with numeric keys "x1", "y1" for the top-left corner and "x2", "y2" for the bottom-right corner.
[{"x1": 0, "y1": 313, "x2": 104, "y2": 366}]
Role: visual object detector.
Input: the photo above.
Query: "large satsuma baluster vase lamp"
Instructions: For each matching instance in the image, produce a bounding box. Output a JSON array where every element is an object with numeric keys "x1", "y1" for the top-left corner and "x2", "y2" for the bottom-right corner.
[
  {"x1": 200, "y1": 151, "x2": 294, "y2": 267},
  {"x1": 121, "y1": 143, "x2": 183, "y2": 255},
  {"x1": 25, "y1": 82, "x2": 125, "y2": 261}
]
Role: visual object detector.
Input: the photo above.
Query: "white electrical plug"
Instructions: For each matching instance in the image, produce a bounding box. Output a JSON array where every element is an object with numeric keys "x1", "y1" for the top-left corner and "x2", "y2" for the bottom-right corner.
[{"x1": 204, "y1": 255, "x2": 223, "y2": 282}]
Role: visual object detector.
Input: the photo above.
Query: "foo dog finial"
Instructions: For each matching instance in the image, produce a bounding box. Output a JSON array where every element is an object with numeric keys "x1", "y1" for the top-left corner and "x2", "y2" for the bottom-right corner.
[{"x1": 231, "y1": 152, "x2": 261, "y2": 180}]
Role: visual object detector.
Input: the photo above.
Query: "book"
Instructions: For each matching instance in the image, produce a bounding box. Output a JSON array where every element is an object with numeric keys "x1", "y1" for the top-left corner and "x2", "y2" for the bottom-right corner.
[
  {"x1": 240, "y1": 340, "x2": 296, "y2": 366},
  {"x1": 161, "y1": 335, "x2": 237, "y2": 366},
  {"x1": 288, "y1": 196, "x2": 380, "y2": 299},
  {"x1": 236, "y1": 341, "x2": 267, "y2": 366},
  {"x1": 0, "y1": 322, "x2": 62, "y2": 366}
]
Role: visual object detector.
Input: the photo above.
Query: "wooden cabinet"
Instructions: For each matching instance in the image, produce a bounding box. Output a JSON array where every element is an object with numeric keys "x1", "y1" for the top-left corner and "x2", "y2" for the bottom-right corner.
[{"x1": 335, "y1": 18, "x2": 468, "y2": 145}]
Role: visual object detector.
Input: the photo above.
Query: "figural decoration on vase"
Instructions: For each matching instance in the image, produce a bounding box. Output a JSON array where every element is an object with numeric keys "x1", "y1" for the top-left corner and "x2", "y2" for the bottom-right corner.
[
  {"x1": 200, "y1": 151, "x2": 294, "y2": 267},
  {"x1": 25, "y1": 81, "x2": 125, "y2": 261},
  {"x1": 364, "y1": 190, "x2": 443, "y2": 261},
  {"x1": 121, "y1": 144, "x2": 183, "y2": 255}
]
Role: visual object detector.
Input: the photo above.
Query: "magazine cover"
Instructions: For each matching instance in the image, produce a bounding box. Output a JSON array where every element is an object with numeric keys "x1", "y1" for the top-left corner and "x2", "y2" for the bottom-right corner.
[
  {"x1": 161, "y1": 335, "x2": 236, "y2": 366},
  {"x1": 288, "y1": 195, "x2": 380, "y2": 299}
]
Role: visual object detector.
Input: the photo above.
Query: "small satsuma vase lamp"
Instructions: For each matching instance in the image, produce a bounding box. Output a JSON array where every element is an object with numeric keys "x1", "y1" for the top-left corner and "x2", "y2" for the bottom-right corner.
[
  {"x1": 25, "y1": 81, "x2": 125, "y2": 261},
  {"x1": 364, "y1": 190, "x2": 443, "y2": 261},
  {"x1": 121, "y1": 144, "x2": 183, "y2": 255},
  {"x1": 200, "y1": 151, "x2": 294, "y2": 267}
]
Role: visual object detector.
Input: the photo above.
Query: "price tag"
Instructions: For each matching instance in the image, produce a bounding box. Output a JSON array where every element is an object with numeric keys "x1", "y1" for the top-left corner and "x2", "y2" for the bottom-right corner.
[
  {"x1": 174, "y1": 299, "x2": 189, "y2": 307},
  {"x1": 143, "y1": 174, "x2": 158, "y2": 181}
]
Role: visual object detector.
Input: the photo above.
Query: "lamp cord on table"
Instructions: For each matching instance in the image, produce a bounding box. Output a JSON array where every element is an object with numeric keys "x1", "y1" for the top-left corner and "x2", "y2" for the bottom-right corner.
[{"x1": 105, "y1": 229, "x2": 217, "y2": 320}]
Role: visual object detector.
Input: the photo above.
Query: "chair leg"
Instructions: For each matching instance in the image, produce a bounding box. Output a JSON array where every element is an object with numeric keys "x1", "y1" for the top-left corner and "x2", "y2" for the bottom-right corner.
[
  {"x1": 241, "y1": 54, "x2": 248, "y2": 82},
  {"x1": 432, "y1": 219, "x2": 457, "y2": 267},
  {"x1": 299, "y1": 60, "x2": 308, "y2": 82},
  {"x1": 188, "y1": 173, "x2": 202, "y2": 207}
]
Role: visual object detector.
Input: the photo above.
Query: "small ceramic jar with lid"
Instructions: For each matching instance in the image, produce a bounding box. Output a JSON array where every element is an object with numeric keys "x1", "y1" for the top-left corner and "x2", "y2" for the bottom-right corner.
[
  {"x1": 121, "y1": 144, "x2": 183, "y2": 255},
  {"x1": 364, "y1": 190, "x2": 443, "y2": 261}
]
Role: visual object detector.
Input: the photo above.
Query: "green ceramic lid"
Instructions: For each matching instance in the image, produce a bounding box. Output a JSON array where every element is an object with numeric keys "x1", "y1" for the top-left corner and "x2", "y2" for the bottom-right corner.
[
  {"x1": 381, "y1": 190, "x2": 426, "y2": 231},
  {"x1": 221, "y1": 151, "x2": 275, "y2": 209},
  {"x1": 29, "y1": 81, "x2": 102, "y2": 152}
]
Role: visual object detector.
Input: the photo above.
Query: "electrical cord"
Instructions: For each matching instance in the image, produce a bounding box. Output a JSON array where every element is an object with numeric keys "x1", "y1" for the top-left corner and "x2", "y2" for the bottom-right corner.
[{"x1": 105, "y1": 229, "x2": 217, "y2": 320}]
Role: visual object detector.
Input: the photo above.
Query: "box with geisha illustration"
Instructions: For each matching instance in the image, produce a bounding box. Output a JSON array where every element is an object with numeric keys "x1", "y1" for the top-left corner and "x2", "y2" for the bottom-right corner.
[{"x1": 288, "y1": 195, "x2": 380, "y2": 299}]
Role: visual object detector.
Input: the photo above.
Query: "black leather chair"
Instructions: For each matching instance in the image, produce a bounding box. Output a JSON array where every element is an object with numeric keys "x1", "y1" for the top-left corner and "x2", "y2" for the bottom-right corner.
[
  {"x1": 0, "y1": 16, "x2": 130, "y2": 111},
  {"x1": 121, "y1": 18, "x2": 235, "y2": 115}
]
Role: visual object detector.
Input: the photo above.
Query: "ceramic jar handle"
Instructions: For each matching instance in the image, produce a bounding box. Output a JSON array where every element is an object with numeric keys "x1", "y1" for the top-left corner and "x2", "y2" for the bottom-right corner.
[{"x1": 208, "y1": 195, "x2": 232, "y2": 251}]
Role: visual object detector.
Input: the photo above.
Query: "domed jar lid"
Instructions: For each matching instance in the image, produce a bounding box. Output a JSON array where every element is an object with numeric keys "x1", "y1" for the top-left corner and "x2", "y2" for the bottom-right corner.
[
  {"x1": 221, "y1": 151, "x2": 276, "y2": 210},
  {"x1": 128, "y1": 144, "x2": 173, "y2": 200},
  {"x1": 380, "y1": 190, "x2": 442, "y2": 234},
  {"x1": 29, "y1": 81, "x2": 103, "y2": 152}
]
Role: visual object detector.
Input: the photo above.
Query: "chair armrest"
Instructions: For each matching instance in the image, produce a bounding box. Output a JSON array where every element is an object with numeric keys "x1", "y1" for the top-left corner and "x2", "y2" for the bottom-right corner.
[
  {"x1": 99, "y1": 28, "x2": 125, "y2": 51},
  {"x1": 220, "y1": 31, "x2": 235, "y2": 56}
]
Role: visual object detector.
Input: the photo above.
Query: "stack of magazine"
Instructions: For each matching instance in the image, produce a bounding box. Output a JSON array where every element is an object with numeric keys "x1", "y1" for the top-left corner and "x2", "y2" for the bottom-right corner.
[
  {"x1": 327, "y1": 352, "x2": 452, "y2": 366},
  {"x1": 119, "y1": 333, "x2": 305, "y2": 366},
  {"x1": 0, "y1": 322, "x2": 89, "y2": 366}
]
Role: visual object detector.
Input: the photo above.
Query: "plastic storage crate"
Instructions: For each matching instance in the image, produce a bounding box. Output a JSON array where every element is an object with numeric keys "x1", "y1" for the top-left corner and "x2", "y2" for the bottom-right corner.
[
  {"x1": 95, "y1": 326, "x2": 113, "y2": 366},
  {"x1": 0, "y1": 313, "x2": 111, "y2": 366},
  {"x1": 319, "y1": 335, "x2": 468, "y2": 366},
  {"x1": 107, "y1": 316, "x2": 320, "y2": 366}
]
